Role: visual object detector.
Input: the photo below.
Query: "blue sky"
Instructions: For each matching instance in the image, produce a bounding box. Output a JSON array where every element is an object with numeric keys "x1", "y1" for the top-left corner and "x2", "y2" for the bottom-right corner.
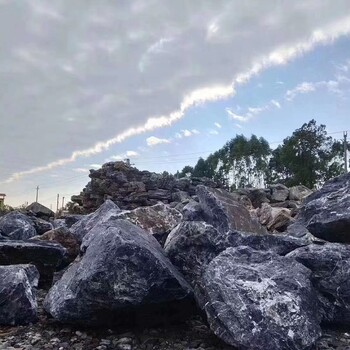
[{"x1": 1, "y1": 1, "x2": 350, "y2": 208}]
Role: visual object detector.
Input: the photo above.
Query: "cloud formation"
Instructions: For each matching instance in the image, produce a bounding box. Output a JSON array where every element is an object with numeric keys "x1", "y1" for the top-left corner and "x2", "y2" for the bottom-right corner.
[
  {"x1": 146, "y1": 136, "x2": 171, "y2": 147},
  {"x1": 1, "y1": 1, "x2": 350, "y2": 183}
]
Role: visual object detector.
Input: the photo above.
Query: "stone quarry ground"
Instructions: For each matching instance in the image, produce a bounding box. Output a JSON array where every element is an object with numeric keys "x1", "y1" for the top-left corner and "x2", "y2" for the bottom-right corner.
[{"x1": 1, "y1": 288, "x2": 350, "y2": 350}]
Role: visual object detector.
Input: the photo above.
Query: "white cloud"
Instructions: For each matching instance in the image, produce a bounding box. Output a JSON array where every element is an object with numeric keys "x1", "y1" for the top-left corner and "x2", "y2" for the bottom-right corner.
[
  {"x1": 226, "y1": 109, "x2": 250, "y2": 122},
  {"x1": 146, "y1": 136, "x2": 171, "y2": 147},
  {"x1": 270, "y1": 100, "x2": 281, "y2": 109},
  {"x1": 109, "y1": 150, "x2": 139, "y2": 161},
  {"x1": 285, "y1": 77, "x2": 347, "y2": 101},
  {"x1": 209, "y1": 129, "x2": 219, "y2": 135},
  {"x1": 226, "y1": 98, "x2": 282, "y2": 123},
  {"x1": 73, "y1": 168, "x2": 89, "y2": 173},
  {"x1": 285, "y1": 82, "x2": 317, "y2": 101},
  {"x1": 2, "y1": 1, "x2": 350, "y2": 184},
  {"x1": 89, "y1": 164, "x2": 102, "y2": 169},
  {"x1": 214, "y1": 122, "x2": 222, "y2": 129},
  {"x1": 126, "y1": 150, "x2": 139, "y2": 157},
  {"x1": 175, "y1": 129, "x2": 200, "y2": 139}
]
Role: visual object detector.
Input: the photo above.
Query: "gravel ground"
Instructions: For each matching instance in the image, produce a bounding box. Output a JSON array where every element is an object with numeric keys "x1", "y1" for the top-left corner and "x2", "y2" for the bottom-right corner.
[{"x1": 1, "y1": 289, "x2": 350, "y2": 350}]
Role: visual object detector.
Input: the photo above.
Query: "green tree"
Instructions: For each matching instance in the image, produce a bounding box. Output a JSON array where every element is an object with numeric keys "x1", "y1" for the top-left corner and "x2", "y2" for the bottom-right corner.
[
  {"x1": 179, "y1": 165, "x2": 194, "y2": 178},
  {"x1": 269, "y1": 119, "x2": 343, "y2": 188}
]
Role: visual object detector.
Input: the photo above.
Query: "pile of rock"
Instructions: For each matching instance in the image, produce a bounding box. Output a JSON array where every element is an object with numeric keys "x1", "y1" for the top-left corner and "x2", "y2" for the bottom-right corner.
[
  {"x1": 2, "y1": 170, "x2": 350, "y2": 350},
  {"x1": 70, "y1": 161, "x2": 220, "y2": 212},
  {"x1": 230, "y1": 184, "x2": 313, "y2": 233}
]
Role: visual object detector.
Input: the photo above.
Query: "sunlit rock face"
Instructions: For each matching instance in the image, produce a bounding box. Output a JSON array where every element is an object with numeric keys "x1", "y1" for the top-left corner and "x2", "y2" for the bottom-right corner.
[
  {"x1": 197, "y1": 246, "x2": 322, "y2": 350},
  {"x1": 44, "y1": 219, "x2": 194, "y2": 327},
  {"x1": 298, "y1": 173, "x2": 350, "y2": 242}
]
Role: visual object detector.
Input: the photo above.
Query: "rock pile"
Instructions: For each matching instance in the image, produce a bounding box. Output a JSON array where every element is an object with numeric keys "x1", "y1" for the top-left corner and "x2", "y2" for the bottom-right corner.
[
  {"x1": 70, "y1": 161, "x2": 220, "y2": 212},
  {"x1": 2, "y1": 168, "x2": 350, "y2": 350}
]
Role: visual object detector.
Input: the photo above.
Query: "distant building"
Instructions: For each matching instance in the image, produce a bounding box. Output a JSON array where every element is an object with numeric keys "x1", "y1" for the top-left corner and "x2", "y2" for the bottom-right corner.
[{"x1": 0, "y1": 193, "x2": 6, "y2": 210}]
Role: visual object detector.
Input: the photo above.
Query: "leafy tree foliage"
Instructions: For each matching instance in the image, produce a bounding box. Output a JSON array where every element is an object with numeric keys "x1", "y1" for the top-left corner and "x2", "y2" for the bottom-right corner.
[
  {"x1": 177, "y1": 120, "x2": 345, "y2": 189},
  {"x1": 268, "y1": 119, "x2": 343, "y2": 188},
  {"x1": 179, "y1": 165, "x2": 194, "y2": 178}
]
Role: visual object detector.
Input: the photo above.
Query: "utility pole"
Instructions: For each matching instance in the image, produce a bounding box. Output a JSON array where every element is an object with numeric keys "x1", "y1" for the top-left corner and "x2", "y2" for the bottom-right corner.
[
  {"x1": 344, "y1": 132, "x2": 348, "y2": 174},
  {"x1": 62, "y1": 196, "x2": 65, "y2": 210},
  {"x1": 35, "y1": 186, "x2": 39, "y2": 203},
  {"x1": 56, "y1": 194, "x2": 60, "y2": 212}
]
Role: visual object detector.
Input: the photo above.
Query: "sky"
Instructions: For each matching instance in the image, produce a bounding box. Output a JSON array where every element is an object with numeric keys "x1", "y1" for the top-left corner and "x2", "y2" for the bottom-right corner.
[{"x1": 1, "y1": 0, "x2": 350, "y2": 209}]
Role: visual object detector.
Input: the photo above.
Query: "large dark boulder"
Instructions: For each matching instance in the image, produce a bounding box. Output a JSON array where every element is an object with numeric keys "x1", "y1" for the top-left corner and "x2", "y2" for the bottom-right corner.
[
  {"x1": 70, "y1": 199, "x2": 121, "y2": 243},
  {"x1": 44, "y1": 219, "x2": 193, "y2": 326},
  {"x1": 0, "y1": 240, "x2": 66, "y2": 288},
  {"x1": 298, "y1": 173, "x2": 350, "y2": 242},
  {"x1": 0, "y1": 264, "x2": 39, "y2": 325},
  {"x1": 26, "y1": 202, "x2": 55, "y2": 220},
  {"x1": 0, "y1": 211, "x2": 37, "y2": 240},
  {"x1": 287, "y1": 243, "x2": 350, "y2": 326},
  {"x1": 198, "y1": 246, "x2": 321, "y2": 350},
  {"x1": 196, "y1": 186, "x2": 266, "y2": 235},
  {"x1": 164, "y1": 221, "x2": 306, "y2": 288},
  {"x1": 284, "y1": 222, "x2": 321, "y2": 244},
  {"x1": 30, "y1": 216, "x2": 53, "y2": 235}
]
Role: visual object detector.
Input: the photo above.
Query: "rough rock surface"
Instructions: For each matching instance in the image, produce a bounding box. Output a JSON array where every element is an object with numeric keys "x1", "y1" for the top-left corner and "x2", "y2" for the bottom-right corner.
[
  {"x1": 0, "y1": 211, "x2": 37, "y2": 240},
  {"x1": 70, "y1": 199, "x2": 121, "y2": 243},
  {"x1": 116, "y1": 203, "x2": 182, "y2": 245},
  {"x1": 289, "y1": 185, "x2": 313, "y2": 201},
  {"x1": 0, "y1": 293, "x2": 348, "y2": 350},
  {"x1": 57, "y1": 214, "x2": 84, "y2": 228},
  {"x1": 0, "y1": 240, "x2": 66, "y2": 288},
  {"x1": 0, "y1": 265, "x2": 39, "y2": 325},
  {"x1": 182, "y1": 200, "x2": 205, "y2": 221},
  {"x1": 31, "y1": 227, "x2": 80, "y2": 265},
  {"x1": 30, "y1": 216, "x2": 53, "y2": 235},
  {"x1": 270, "y1": 184, "x2": 290, "y2": 203},
  {"x1": 198, "y1": 246, "x2": 321, "y2": 350},
  {"x1": 287, "y1": 243, "x2": 350, "y2": 325},
  {"x1": 71, "y1": 162, "x2": 220, "y2": 212},
  {"x1": 26, "y1": 202, "x2": 55, "y2": 220},
  {"x1": 196, "y1": 185, "x2": 267, "y2": 234},
  {"x1": 298, "y1": 173, "x2": 350, "y2": 242},
  {"x1": 284, "y1": 222, "x2": 321, "y2": 243},
  {"x1": 44, "y1": 219, "x2": 193, "y2": 326},
  {"x1": 165, "y1": 221, "x2": 306, "y2": 287}
]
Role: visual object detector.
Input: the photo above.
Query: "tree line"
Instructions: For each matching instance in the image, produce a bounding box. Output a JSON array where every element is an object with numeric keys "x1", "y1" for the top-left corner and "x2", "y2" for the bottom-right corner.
[{"x1": 176, "y1": 120, "x2": 347, "y2": 189}]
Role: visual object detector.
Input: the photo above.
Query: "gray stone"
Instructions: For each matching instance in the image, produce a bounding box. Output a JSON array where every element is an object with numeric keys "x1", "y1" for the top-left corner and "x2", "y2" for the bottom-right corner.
[
  {"x1": 30, "y1": 216, "x2": 53, "y2": 235},
  {"x1": 0, "y1": 240, "x2": 66, "y2": 288},
  {"x1": 0, "y1": 265, "x2": 39, "y2": 325},
  {"x1": 198, "y1": 246, "x2": 321, "y2": 349},
  {"x1": 70, "y1": 199, "x2": 121, "y2": 243},
  {"x1": 287, "y1": 243, "x2": 350, "y2": 326},
  {"x1": 284, "y1": 222, "x2": 321, "y2": 244},
  {"x1": 298, "y1": 173, "x2": 350, "y2": 242},
  {"x1": 30, "y1": 226, "x2": 80, "y2": 265},
  {"x1": 289, "y1": 185, "x2": 313, "y2": 201},
  {"x1": 116, "y1": 203, "x2": 182, "y2": 245},
  {"x1": 182, "y1": 200, "x2": 205, "y2": 221},
  {"x1": 270, "y1": 184, "x2": 289, "y2": 203},
  {"x1": 196, "y1": 185, "x2": 266, "y2": 235},
  {"x1": 44, "y1": 219, "x2": 193, "y2": 326},
  {"x1": 164, "y1": 221, "x2": 306, "y2": 288},
  {"x1": 0, "y1": 211, "x2": 37, "y2": 240},
  {"x1": 26, "y1": 202, "x2": 55, "y2": 219}
]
